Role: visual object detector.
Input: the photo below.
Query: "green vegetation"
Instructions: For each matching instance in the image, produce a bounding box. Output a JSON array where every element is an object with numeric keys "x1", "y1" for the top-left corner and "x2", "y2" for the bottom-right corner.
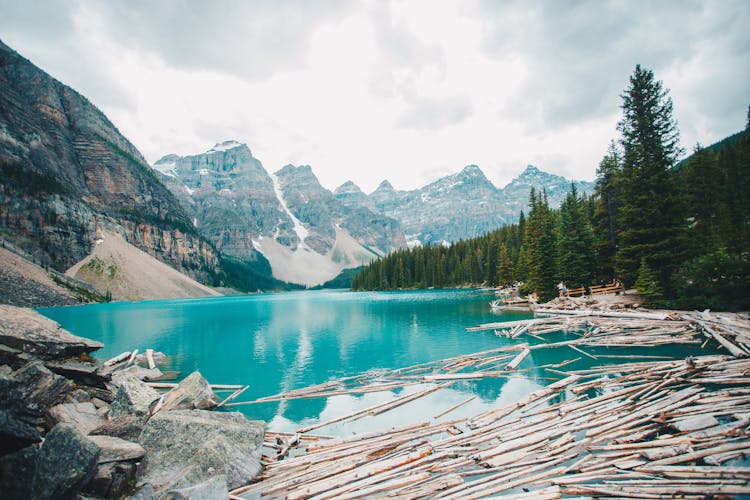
[
  {"x1": 311, "y1": 266, "x2": 364, "y2": 289},
  {"x1": 81, "y1": 256, "x2": 118, "y2": 279},
  {"x1": 219, "y1": 254, "x2": 303, "y2": 292},
  {"x1": 50, "y1": 275, "x2": 108, "y2": 303},
  {"x1": 353, "y1": 66, "x2": 750, "y2": 310}
]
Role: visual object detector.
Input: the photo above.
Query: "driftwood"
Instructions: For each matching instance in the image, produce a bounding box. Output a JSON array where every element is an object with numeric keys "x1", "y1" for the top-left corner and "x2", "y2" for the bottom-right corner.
[{"x1": 220, "y1": 309, "x2": 750, "y2": 499}]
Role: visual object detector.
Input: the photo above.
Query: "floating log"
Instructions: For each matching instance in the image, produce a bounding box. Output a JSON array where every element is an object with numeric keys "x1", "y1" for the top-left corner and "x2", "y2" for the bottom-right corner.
[
  {"x1": 145, "y1": 348, "x2": 156, "y2": 369},
  {"x1": 216, "y1": 385, "x2": 249, "y2": 408},
  {"x1": 433, "y1": 395, "x2": 477, "y2": 420},
  {"x1": 125, "y1": 348, "x2": 138, "y2": 367},
  {"x1": 505, "y1": 346, "x2": 531, "y2": 371},
  {"x1": 104, "y1": 351, "x2": 130, "y2": 366}
]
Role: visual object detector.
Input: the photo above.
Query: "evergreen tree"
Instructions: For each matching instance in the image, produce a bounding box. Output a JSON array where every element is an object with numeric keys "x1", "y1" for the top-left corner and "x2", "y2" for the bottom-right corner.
[
  {"x1": 615, "y1": 65, "x2": 686, "y2": 291},
  {"x1": 496, "y1": 242, "x2": 514, "y2": 286},
  {"x1": 592, "y1": 141, "x2": 621, "y2": 280},
  {"x1": 523, "y1": 189, "x2": 557, "y2": 299},
  {"x1": 557, "y1": 184, "x2": 596, "y2": 286},
  {"x1": 634, "y1": 257, "x2": 663, "y2": 303}
]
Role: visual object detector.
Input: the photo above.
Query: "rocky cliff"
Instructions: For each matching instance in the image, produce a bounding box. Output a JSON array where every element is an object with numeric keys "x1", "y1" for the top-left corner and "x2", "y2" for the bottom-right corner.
[
  {"x1": 0, "y1": 40, "x2": 220, "y2": 284},
  {"x1": 153, "y1": 146, "x2": 406, "y2": 285}
]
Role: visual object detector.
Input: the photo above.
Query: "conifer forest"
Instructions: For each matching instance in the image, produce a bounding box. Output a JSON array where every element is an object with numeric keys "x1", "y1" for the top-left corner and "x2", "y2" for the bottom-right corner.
[{"x1": 352, "y1": 66, "x2": 750, "y2": 311}]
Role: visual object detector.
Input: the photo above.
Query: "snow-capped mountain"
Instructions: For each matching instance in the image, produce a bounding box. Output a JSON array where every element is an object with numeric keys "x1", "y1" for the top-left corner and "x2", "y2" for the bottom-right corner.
[
  {"x1": 152, "y1": 143, "x2": 405, "y2": 285},
  {"x1": 357, "y1": 164, "x2": 594, "y2": 246},
  {"x1": 153, "y1": 140, "x2": 592, "y2": 285}
]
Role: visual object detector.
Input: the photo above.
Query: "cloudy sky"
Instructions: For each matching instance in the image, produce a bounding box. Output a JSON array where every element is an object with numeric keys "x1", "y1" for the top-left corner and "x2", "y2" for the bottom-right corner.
[{"x1": 1, "y1": 0, "x2": 748, "y2": 192}]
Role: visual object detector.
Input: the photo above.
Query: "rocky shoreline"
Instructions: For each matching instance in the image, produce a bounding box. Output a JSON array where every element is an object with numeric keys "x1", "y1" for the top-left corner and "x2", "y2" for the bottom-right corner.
[{"x1": 0, "y1": 304, "x2": 265, "y2": 499}]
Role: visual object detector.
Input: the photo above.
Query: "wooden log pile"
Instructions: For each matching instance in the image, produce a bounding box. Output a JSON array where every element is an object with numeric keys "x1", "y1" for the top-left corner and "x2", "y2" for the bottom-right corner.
[{"x1": 228, "y1": 309, "x2": 750, "y2": 499}]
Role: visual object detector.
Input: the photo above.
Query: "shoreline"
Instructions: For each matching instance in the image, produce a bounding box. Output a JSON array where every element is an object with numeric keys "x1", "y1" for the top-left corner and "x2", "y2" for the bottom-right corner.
[{"x1": 3, "y1": 295, "x2": 749, "y2": 498}]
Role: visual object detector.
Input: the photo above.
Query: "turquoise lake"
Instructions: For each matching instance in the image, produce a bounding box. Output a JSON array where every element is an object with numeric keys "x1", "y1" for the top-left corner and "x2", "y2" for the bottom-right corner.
[{"x1": 38, "y1": 289, "x2": 699, "y2": 437}]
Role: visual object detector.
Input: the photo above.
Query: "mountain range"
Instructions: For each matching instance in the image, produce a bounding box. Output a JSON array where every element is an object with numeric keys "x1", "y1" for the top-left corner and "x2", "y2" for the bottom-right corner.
[
  {"x1": 0, "y1": 38, "x2": 592, "y2": 296},
  {"x1": 153, "y1": 143, "x2": 593, "y2": 284}
]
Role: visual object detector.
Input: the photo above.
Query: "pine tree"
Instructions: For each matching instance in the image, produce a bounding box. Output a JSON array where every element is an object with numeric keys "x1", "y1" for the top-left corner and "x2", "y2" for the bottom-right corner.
[
  {"x1": 635, "y1": 257, "x2": 663, "y2": 302},
  {"x1": 496, "y1": 242, "x2": 514, "y2": 286},
  {"x1": 557, "y1": 184, "x2": 596, "y2": 286},
  {"x1": 523, "y1": 189, "x2": 557, "y2": 299},
  {"x1": 615, "y1": 65, "x2": 686, "y2": 291},
  {"x1": 592, "y1": 141, "x2": 621, "y2": 280}
]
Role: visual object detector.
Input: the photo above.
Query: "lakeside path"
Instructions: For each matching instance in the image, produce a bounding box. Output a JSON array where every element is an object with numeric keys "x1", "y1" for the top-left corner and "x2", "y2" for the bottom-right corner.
[{"x1": 232, "y1": 307, "x2": 750, "y2": 499}]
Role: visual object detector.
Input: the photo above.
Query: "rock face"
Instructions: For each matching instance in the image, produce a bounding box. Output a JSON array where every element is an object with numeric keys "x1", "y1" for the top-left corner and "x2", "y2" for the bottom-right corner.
[
  {"x1": 4, "y1": 361, "x2": 72, "y2": 425},
  {"x1": 0, "y1": 40, "x2": 221, "y2": 287},
  {"x1": 158, "y1": 371, "x2": 218, "y2": 412},
  {"x1": 0, "y1": 304, "x2": 103, "y2": 360},
  {"x1": 31, "y1": 424, "x2": 100, "y2": 500},
  {"x1": 155, "y1": 142, "x2": 297, "y2": 257},
  {"x1": 154, "y1": 144, "x2": 406, "y2": 285},
  {"x1": 109, "y1": 375, "x2": 161, "y2": 418},
  {"x1": 138, "y1": 409, "x2": 265, "y2": 493},
  {"x1": 47, "y1": 402, "x2": 106, "y2": 435}
]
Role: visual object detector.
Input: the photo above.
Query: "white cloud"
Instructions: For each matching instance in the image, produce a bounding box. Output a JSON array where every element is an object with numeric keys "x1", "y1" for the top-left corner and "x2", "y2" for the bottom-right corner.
[{"x1": 0, "y1": 0, "x2": 747, "y2": 193}]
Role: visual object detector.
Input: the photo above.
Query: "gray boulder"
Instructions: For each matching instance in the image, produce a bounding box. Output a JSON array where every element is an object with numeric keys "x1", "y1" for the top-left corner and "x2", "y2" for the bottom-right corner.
[
  {"x1": 0, "y1": 444, "x2": 38, "y2": 499},
  {"x1": 0, "y1": 305, "x2": 103, "y2": 360},
  {"x1": 91, "y1": 414, "x2": 145, "y2": 442},
  {"x1": 47, "y1": 402, "x2": 106, "y2": 435},
  {"x1": 0, "y1": 343, "x2": 34, "y2": 369},
  {"x1": 46, "y1": 358, "x2": 111, "y2": 388},
  {"x1": 5, "y1": 361, "x2": 71, "y2": 425},
  {"x1": 164, "y1": 474, "x2": 229, "y2": 499},
  {"x1": 157, "y1": 371, "x2": 217, "y2": 412},
  {"x1": 138, "y1": 409, "x2": 265, "y2": 493},
  {"x1": 31, "y1": 424, "x2": 100, "y2": 499},
  {"x1": 88, "y1": 435, "x2": 145, "y2": 463},
  {"x1": 0, "y1": 409, "x2": 41, "y2": 454},
  {"x1": 110, "y1": 375, "x2": 160, "y2": 418}
]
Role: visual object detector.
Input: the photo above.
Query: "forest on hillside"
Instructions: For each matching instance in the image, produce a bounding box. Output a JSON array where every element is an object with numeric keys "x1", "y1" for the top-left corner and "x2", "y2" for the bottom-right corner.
[{"x1": 352, "y1": 66, "x2": 750, "y2": 311}]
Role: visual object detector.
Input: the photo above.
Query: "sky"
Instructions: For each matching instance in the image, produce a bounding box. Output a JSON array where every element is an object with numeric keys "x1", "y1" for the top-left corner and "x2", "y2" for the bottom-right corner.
[{"x1": 1, "y1": 0, "x2": 748, "y2": 192}]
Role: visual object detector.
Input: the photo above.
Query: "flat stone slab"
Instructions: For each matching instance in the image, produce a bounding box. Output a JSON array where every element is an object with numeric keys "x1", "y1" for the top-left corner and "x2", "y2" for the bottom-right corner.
[
  {"x1": 46, "y1": 359, "x2": 111, "y2": 388},
  {"x1": 0, "y1": 305, "x2": 103, "y2": 359},
  {"x1": 88, "y1": 435, "x2": 145, "y2": 463},
  {"x1": 47, "y1": 402, "x2": 106, "y2": 435}
]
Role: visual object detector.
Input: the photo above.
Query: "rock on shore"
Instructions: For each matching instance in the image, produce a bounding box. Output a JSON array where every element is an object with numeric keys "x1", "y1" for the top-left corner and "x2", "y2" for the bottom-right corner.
[{"x1": 0, "y1": 304, "x2": 265, "y2": 498}]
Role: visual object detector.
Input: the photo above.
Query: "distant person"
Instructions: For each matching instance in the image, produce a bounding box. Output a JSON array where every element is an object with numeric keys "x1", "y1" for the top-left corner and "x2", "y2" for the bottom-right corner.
[
  {"x1": 557, "y1": 281, "x2": 568, "y2": 297},
  {"x1": 583, "y1": 283, "x2": 591, "y2": 296}
]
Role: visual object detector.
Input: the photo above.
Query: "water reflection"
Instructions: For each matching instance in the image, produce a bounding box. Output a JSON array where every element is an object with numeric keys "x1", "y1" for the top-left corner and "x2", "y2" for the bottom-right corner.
[{"x1": 39, "y1": 289, "x2": 539, "y2": 432}]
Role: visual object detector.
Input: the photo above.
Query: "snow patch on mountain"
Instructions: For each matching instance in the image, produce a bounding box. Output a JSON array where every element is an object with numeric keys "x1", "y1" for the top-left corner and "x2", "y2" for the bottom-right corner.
[
  {"x1": 271, "y1": 173, "x2": 309, "y2": 249},
  {"x1": 206, "y1": 140, "x2": 243, "y2": 153}
]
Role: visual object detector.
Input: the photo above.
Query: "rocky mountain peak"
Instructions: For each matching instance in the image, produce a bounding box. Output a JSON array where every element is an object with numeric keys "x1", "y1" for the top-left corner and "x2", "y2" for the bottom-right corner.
[
  {"x1": 206, "y1": 140, "x2": 244, "y2": 153},
  {"x1": 373, "y1": 180, "x2": 395, "y2": 193},
  {"x1": 459, "y1": 164, "x2": 485, "y2": 177},
  {"x1": 334, "y1": 181, "x2": 363, "y2": 195}
]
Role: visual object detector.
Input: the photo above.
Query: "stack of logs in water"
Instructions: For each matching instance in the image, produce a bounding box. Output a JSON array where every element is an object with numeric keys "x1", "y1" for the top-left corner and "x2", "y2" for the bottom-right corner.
[{"x1": 226, "y1": 306, "x2": 750, "y2": 499}]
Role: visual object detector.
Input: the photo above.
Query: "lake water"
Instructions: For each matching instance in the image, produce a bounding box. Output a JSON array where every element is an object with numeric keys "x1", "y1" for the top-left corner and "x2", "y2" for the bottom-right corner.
[{"x1": 38, "y1": 289, "x2": 698, "y2": 437}]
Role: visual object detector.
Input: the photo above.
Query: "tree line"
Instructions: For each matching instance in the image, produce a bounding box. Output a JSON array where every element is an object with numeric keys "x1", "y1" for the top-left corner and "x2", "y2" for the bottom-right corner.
[{"x1": 352, "y1": 65, "x2": 749, "y2": 311}]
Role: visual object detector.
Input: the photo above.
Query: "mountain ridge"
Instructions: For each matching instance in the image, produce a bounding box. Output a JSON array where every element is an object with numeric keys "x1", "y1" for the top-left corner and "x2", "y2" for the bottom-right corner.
[{"x1": 0, "y1": 39, "x2": 222, "y2": 295}]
